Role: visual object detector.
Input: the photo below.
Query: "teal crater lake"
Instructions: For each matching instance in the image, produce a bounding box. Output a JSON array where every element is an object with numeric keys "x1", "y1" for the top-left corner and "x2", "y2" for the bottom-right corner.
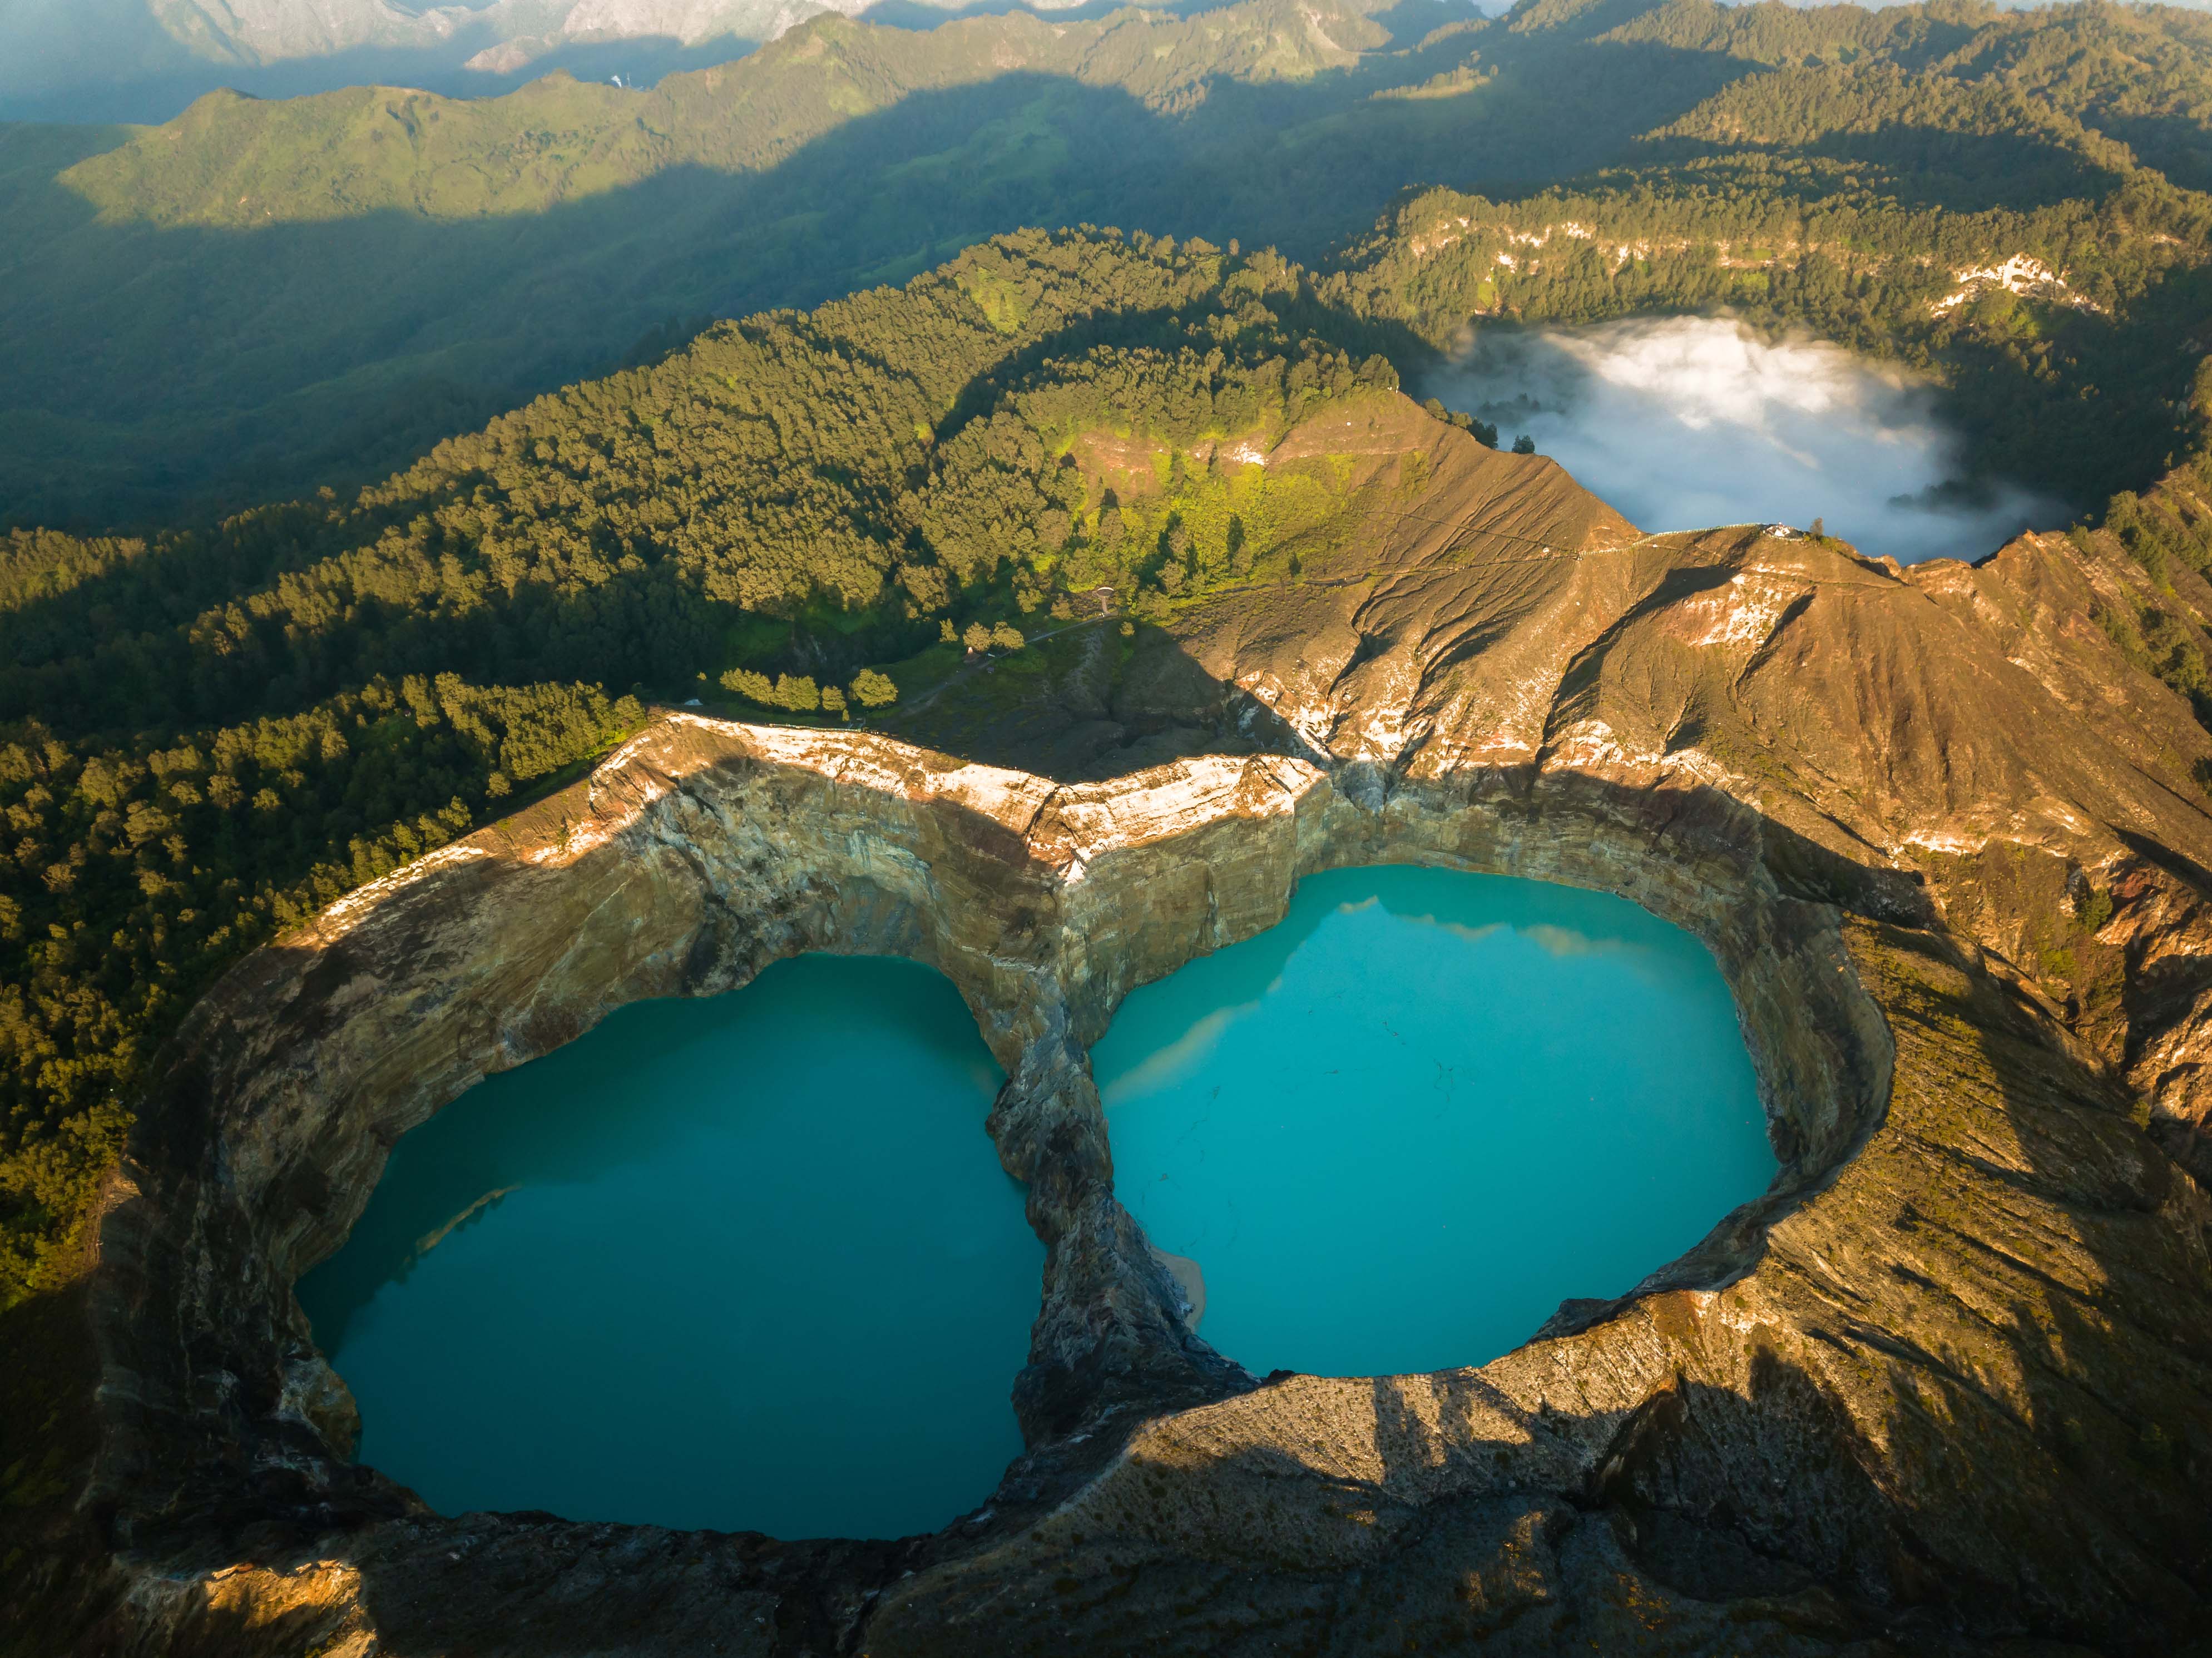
[
  {"x1": 298, "y1": 954, "x2": 1041, "y2": 1541},
  {"x1": 1093, "y1": 865, "x2": 1776, "y2": 1380}
]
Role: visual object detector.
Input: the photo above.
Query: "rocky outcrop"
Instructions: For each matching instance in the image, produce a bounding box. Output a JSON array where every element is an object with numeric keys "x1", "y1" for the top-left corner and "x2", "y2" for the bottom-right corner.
[{"x1": 54, "y1": 432, "x2": 2212, "y2": 1654}]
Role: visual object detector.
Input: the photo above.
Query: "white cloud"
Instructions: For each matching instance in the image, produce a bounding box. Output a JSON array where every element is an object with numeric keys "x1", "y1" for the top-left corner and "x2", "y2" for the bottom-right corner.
[{"x1": 1421, "y1": 315, "x2": 2066, "y2": 566}]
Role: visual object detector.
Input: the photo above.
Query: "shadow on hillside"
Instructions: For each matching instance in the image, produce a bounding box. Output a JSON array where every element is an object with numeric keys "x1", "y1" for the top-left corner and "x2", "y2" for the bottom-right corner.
[
  {"x1": 0, "y1": 1284, "x2": 109, "y2": 1652},
  {"x1": 0, "y1": 35, "x2": 766, "y2": 127},
  {"x1": 0, "y1": 9, "x2": 1761, "y2": 533},
  {"x1": 1632, "y1": 119, "x2": 2140, "y2": 215},
  {"x1": 882, "y1": 614, "x2": 1329, "y2": 778},
  {"x1": 2101, "y1": 110, "x2": 2212, "y2": 194}
]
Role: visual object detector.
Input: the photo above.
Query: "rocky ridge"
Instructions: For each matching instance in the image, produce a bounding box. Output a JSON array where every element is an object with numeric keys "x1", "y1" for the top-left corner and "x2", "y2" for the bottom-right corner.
[{"x1": 36, "y1": 422, "x2": 2212, "y2": 1654}]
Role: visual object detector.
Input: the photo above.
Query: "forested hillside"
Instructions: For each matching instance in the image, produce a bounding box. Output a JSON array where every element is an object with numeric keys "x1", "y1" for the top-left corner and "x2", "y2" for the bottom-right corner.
[
  {"x1": 0, "y1": 226, "x2": 1428, "y2": 1302},
  {"x1": 14, "y1": 0, "x2": 2212, "y2": 528}
]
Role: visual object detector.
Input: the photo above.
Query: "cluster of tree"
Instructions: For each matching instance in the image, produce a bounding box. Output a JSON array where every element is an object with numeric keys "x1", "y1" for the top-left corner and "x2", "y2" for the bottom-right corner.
[
  {"x1": 2069, "y1": 360, "x2": 2212, "y2": 736},
  {"x1": 1422, "y1": 398, "x2": 1500, "y2": 448},
  {"x1": 717, "y1": 667, "x2": 897, "y2": 715},
  {"x1": 2102, "y1": 474, "x2": 2212, "y2": 596},
  {"x1": 0, "y1": 675, "x2": 641, "y2": 1298},
  {"x1": 954, "y1": 623, "x2": 1027, "y2": 655}
]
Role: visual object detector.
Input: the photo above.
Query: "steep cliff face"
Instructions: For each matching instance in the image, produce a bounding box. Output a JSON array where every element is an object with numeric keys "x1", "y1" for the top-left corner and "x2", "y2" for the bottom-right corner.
[{"x1": 56, "y1": 440, "x2": 2212, "y2": 1653}]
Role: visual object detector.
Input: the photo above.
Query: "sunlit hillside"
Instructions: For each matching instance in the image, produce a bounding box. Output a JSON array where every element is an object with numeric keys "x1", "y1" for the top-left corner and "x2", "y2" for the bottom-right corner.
[{"x1": 9, "y1": 0, "x2": 2212, "y2": 530}]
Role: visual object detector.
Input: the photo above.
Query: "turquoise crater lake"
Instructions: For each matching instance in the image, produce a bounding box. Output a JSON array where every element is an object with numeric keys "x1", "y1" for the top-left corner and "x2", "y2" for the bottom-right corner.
[
  {"x1": 1093, "y1": 865, "x2": 1775, "y2": 1379},
  {"x1": 298, "y1": 954, "x2": 1041, "y2": 1541}
]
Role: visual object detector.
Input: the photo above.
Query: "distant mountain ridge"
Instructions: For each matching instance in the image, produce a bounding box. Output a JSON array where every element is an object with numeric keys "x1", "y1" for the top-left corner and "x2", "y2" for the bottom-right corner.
[
  {"x1": 2, "y1": 0, "x2": 1149, "y2": 121},
  {"x1": 4, "y1": 0, "x2": 2210, "y2": 532},
  {"x1": 58, "y1": 0, "x2": 1380, "y2": 227},
  {"x1": 142, "y1": 0, "x2": 942, "y2": 66}
]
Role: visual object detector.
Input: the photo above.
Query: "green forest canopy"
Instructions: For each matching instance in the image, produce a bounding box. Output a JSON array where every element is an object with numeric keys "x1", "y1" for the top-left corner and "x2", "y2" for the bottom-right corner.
[{"x1": 11, "y1": 0, "x2": 2212, "y2": 527}]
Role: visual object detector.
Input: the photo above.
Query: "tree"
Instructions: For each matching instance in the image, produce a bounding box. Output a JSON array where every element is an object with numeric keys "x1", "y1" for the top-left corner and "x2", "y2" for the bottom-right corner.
[
  {"x1": 991, "y1": 621, "x2": 1026, "y2": 651},
  {"x1": 1512, "y1": 434, "x2": 1536, "y2": 455},
  {"x1": 773, "y1": 674, "x2": 819, "y2": 712},
  {"x1": 849, "y1": 669, "x2": 898, "y2": 708},
  {"x1": 963, "y1": 622, "x2": 993, "y2": 654},
  {"x1": 721, "y1": 667, "x2": 774, "y2": 702}
]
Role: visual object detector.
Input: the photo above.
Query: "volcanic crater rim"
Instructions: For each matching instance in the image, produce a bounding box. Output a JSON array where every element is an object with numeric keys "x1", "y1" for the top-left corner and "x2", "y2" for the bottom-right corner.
[{"x1": 83, "y1": 717, "x2": 1892, "y2": 1569}]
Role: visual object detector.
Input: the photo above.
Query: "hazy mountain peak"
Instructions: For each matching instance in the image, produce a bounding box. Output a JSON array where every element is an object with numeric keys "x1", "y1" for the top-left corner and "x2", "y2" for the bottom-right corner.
[
  {"x1": 6, "y1": 0, "x2": 1151, "y2": 120},
  {"x1": 454, "y1": 0, "x2": 842, "y2": 74},
  {"x1": 145, "y1": 0, "x2": 467, "y2": 62},
  {"x1": 142, "y1": 0, "x2": 795, "y2": 63}
]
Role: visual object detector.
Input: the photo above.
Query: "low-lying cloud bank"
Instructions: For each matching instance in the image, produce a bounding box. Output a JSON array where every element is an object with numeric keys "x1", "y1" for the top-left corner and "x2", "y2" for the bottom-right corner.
[{"x1": 1420, "y1": 316, "x2": 2066, "y2": 566}]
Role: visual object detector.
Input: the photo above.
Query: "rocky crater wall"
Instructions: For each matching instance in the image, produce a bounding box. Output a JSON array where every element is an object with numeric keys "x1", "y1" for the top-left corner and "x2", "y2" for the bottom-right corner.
[
  {"x1": 86, "y1": 719, "x2": 1883, "y2": 1496},
  {"x1": 67, "y1": 479, "x2": 2212, "y2": 1655},
  {"x1": 74, "y1": 709, "x2": 2212, "y2": 1656}
]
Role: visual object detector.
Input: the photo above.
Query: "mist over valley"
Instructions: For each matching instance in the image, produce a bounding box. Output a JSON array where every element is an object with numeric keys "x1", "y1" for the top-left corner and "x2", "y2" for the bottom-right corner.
[{"x1": 1423, "y1": 316, "x2": 2067, "y2": 563}]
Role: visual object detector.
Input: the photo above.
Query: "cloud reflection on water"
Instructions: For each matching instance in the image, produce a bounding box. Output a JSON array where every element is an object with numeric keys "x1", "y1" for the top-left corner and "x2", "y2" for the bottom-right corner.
[{"x1": 1420, "y1": 315, "x2": 2067, "y2": 565}]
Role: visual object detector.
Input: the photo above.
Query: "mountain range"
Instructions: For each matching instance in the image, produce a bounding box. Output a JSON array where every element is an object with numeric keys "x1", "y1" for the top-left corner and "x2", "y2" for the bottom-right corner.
[
  {"x1": 9, "y1": 0, "x2": 2212, "y2": 532},
  {"x1": 0, "y1": 0, "x2": 1159, "y2": 121}
]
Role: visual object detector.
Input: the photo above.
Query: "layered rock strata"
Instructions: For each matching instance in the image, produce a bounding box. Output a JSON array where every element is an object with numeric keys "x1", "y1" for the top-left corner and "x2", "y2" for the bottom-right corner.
[{"x1": 60, "y1": 466, "x2": 2212, "y2": 1654}]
